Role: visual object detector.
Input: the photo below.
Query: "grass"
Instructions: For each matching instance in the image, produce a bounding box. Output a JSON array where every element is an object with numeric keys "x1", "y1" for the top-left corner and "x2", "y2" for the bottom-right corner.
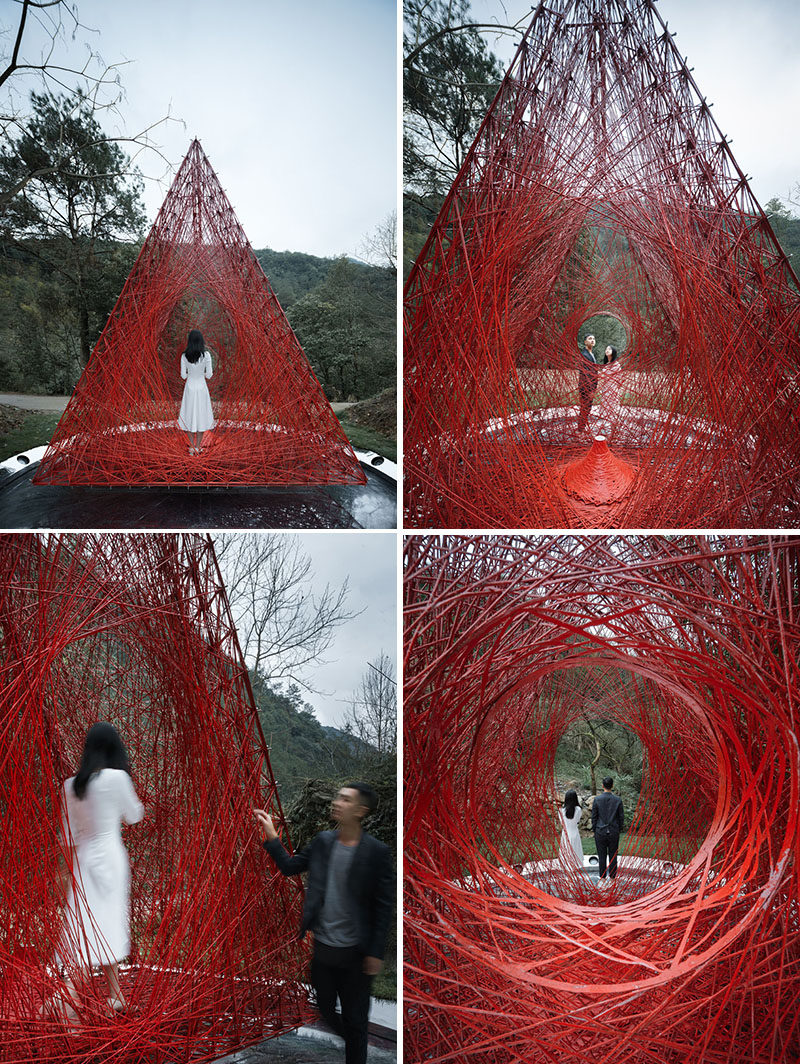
[
  {"x1": 337, "y1": 416, "x2": 396, "y2": 463},
  {"x1": 0, "y1": 411, "x2": 60, "y2": 462},
  {"x1": 493, "y1": 832, "x2": 701, "y2": 866},
  {"x1": 517, "y1": 369, "x2": 717, "y2": 419},
  {"x1": 372, "y1": 959, "x2": 396, "y2": 1001},
  {"x1": 580, "y1": 834, "x2": 701, "y2": 858}
]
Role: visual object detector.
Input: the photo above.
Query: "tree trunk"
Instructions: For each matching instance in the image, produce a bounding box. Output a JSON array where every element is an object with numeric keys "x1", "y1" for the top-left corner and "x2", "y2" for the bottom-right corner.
[
  {"x1": 589, "y1": 735, "x2": 601, "y2": 795},
  {"x1": 80, "y1": 302, "x2": 90, "y2": 365}
]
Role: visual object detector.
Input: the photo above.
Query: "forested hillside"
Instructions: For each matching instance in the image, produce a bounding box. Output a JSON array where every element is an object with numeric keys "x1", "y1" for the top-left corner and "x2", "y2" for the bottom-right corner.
[
  {"x1": 0, "y1": 241, "x2": 395, "y2": 402},
  {"x1": 765, "y1": 199, "x2": 800, "y2": 270},
  {"x1": 250, "y1": 671, "x2": 376, "y2": 808},
  {"x1": 0, "y1": 90, "x2": 395, "y2": 405},
  {"x1": 254, "y1": 247, "x2": 335, "y2": 308}
]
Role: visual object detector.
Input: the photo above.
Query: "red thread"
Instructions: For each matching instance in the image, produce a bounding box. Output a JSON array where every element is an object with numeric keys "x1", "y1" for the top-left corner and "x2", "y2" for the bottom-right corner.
[
  {"x1": 0, "y1": 534, "x2": 313, "y2": 1062},
  {"x1": 404, "y1": 535, "x2": 800, "y2": 1063},
  {"x1": 34, "y1": 141, "x2": 365, "y2": 487},
  {"x1": 404, "y1": 2, "x2": 800, "y2": 528},
  {"x1": 562, "y1": 435, "x2": 636, "y2": 503}
]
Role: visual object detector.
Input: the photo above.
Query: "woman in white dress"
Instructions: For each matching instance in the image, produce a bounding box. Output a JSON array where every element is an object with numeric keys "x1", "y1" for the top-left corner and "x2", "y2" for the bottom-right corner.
[
  {"x1": 596, "y1": 345, "x2": 623, "y2": 434},
  {"x1": 59, "y1": 722, "x2": 144, "y2": 1014},
  {"x1": 178, "y1": 328, "x2": 215, "y2": 454},
  {"x1": 558, "y1": 789, "x2": 584, "y2": 869}
]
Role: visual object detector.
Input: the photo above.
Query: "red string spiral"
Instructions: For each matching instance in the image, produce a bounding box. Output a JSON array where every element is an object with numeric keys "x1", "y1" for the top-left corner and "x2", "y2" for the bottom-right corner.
[
  {"x1": 33, "y1": 141, "x2": 364, "y2": 488},
  {"x1": 403, "y1": 535, "x2": 800, "y2": 1063}
]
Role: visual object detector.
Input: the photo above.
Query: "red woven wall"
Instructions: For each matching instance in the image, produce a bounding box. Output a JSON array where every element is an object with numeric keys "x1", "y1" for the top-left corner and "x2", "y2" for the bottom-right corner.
[
  {"x1": 404, "y1": 0, "x2": 800, "y2": 527},
  {"x1": 0, "y1": 534, "x2": 312, "y2": 1063},
  {"x1": 34, "y1": 141, "x2": 364, "y2": 487},
  {"x1": 404, "y1": 535, "x2": 800, "y2": 1063}
]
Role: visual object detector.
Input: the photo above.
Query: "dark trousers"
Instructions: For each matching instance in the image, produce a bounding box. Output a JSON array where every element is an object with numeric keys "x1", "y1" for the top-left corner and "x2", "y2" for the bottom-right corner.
[
  {"x1": 595, "y1": 832, "x2": 620, "y2": 879},
  {"x1": 311, "y1": 941, "x2": 372, "y2": 1064},
  {"x1": 578, "y1": 376, "x2": 597, "y2": 430}
]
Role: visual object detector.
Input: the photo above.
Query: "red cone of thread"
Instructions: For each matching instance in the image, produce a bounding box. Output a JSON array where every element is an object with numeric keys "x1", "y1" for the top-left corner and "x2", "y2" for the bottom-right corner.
[{"x1": 562, "y1": 436, "x2": 636, "y2": 503}]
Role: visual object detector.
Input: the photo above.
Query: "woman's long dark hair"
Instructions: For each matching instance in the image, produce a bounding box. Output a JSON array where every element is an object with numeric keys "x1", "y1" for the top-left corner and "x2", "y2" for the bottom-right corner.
[
  {"x1": 183, "y1": 328, "x2": 205, "y2": 364},
  {"x1": 563, "y1": 789, "x2": 580, "y2": 818},
  {"x1": 603, "y1": 346, "x2": 618, "y2": 365},
  {"x1": 73, "y1": 722, "x2": 131, "y2": 799}
]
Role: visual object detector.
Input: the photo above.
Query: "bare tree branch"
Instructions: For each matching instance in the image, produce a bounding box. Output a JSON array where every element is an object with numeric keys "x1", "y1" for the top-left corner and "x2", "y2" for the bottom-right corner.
[
  {"x1": 1, "y1": 0, "x2": 179, "y2": 210},
  {"x1": 213, "y1": 534, "x2": 360, "y2": 693},
  {"x1": 356, "y1": 210, "x2": 397, "y2": 270},
  {"x1": 404, "y1": 20, "x2": 524, "y2": 70},
  {"x1": 341, "y1": 652, "x2": 397, "y2": 758}
]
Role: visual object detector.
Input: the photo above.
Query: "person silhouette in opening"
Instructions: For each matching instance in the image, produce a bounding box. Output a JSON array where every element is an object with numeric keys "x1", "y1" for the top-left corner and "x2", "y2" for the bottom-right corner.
[
  {"x1": 254, "y1": 784, "x2": 393, "y2": 1064},
  {"x1": 178, "y1": 328, "x2": 214, "y2": 455},
  {"x1": 597, "y1": 345, "x2": 622, "y2": 434},
  {"x1": 577, "y1": 333, "x2": 599, "y2": 432},
  {"x1": 591, "y1": 776, "x2": 624, "y2": 888},
  {"x1": 558, "y1": 789, "x2": 584, "y2": 869},
  {"x1": 57, "y1": 722, "x2": 144, "y2": 1020}
]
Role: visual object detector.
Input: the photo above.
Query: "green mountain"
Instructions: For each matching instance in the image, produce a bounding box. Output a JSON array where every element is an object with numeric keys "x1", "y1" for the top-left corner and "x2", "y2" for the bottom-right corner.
[
  {"x1": 249, "y1": 672, "x2": 371, "y2": 808},
  {"x1": 254, "y1": 247, "x2": 336, "y2": 309}
]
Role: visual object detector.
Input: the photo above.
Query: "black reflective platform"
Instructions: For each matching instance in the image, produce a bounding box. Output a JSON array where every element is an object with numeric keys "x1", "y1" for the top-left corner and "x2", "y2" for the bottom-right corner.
[{"x1": 0, "y1": 460, "x2": 396, "y2": 529}]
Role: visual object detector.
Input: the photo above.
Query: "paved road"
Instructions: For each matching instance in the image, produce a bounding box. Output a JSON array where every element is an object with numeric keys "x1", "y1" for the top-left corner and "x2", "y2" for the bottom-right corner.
[
  {"x1": 214, "y1": 1027, "x2": 395, "y2": 1062},
  {"x1": 0, "y1": 393, "x2": 68, "y2": 411},
  {"x1": 0, "y1": 394, "x2": 355, "y2": 414}
]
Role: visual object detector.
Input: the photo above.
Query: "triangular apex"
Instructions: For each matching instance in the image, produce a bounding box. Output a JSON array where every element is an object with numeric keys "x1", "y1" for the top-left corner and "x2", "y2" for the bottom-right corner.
[
  {"x1": 35, "y1": 140, "x2": 365, "y2": 487},
  {"x1": 404, "y1": 0, "x2": 800, "y2": 529}
]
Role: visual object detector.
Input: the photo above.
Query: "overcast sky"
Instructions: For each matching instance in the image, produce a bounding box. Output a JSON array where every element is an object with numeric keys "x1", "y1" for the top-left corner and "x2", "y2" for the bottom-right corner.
[
  {"x1": 11, "y1": 0, "x2": 396, "y2": 256},
  {"x1": 214, "y1": 532, "x2": 397, "y2": 730},
  {"x1": 291, "y1": 532, "x2": 397, "y2": 728},
  {"x1": 468, "y1": 0, "x2": 800, "y2": 210}
]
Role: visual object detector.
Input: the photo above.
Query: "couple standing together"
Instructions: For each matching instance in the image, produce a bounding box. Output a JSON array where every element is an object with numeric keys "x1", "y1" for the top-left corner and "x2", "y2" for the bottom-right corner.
[
  {"x1": 55, "y1": 723, "x2": 392, "y2": 1064},
  {"x1": 559, "y1": 777, "x2": 625, "y2": 887},
  {"x1": 577, "y1": 333, "x2": 622, "y2": 433}
]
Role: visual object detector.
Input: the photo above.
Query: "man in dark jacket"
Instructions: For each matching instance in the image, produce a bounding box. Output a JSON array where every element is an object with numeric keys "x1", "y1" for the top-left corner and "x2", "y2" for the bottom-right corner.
[
  {"x1": 254, "y1": 783, "x2": 393, "y2": 1064},
  {"x1": 591, "y1": 776, "x2": 625, "y2": 885},
  {"x1": 578, "y1": 333, "x2": 599, "y2": 431}
]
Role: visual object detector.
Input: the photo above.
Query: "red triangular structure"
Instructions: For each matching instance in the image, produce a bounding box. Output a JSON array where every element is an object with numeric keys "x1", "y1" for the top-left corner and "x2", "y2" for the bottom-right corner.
[
  {"x1": 34, "y1": 141, "x2": 365, "y2": 487},
  {"x1": 0, "y1": 534, "x2": 313, "y2": 1061},
  {"x1": 404, "y1": 1, "x2": 800, "y2": 529}
]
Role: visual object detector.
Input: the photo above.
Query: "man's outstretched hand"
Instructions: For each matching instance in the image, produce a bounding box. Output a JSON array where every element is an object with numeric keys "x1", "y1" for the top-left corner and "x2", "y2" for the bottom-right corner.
[{"x1": 254, "y1": 809, "x2": 278, "y2": 842}]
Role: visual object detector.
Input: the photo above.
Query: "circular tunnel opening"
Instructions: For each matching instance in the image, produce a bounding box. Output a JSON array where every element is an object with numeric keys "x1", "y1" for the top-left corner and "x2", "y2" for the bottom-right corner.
[
  {"x1": 578, "y1": 312, "x2": 630, "y2": 363},
  {"x1": 464, "y1": 658, "x2": 720, "y2": 906},
  {"x1": 404, "y1": 536, "x2": 800, "y2": 1061}
]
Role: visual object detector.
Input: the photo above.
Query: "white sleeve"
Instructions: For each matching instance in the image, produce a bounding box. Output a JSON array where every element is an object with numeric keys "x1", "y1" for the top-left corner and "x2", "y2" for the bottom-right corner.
[
  {"x1": 60, "y1": 782, "x2": 75, "y2": 846},
  {"x1": 180, "y1": 353, "x2": 188, "y2": 380},
  {"x1": 204, "y1": 351, "x2": 213, "y2": 379},
  {"x1": 119, "y1": 772, "x2": 144, "y2": 825}
]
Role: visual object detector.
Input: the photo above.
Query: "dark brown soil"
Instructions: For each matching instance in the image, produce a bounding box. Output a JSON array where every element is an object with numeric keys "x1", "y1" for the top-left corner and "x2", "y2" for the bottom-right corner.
[
  {"x1": 344, "y1": 387, "x2": 396, "y2": 438},
  {"x1": 0, "y1": 404, "x2": 29, "y2": 436}
]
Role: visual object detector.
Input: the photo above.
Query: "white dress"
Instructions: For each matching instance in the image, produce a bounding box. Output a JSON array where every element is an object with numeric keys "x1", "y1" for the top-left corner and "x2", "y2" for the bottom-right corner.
[
  {"x1": 178, "y1": 351, "x2": 215, "y2": 432},
  {"x1": 558, "y1": 806, "x2": 584, "y2": 867},
  {"x1": 59, "y1": 769, "x2": 144, "y2": 966},
  {"x1": 596, "y1": 361, "x2": 623, "y2": 431}
]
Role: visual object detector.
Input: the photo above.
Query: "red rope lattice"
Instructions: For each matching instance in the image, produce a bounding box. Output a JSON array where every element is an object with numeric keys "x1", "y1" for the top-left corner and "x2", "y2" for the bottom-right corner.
[
  {"x1": 0, "y1": 534, "x2": 312, "y2": 1063},
  {"x1": 404, "y1": 535, "x2": 800, "y2": 1063},
  {"x1": 404, "y1": 0, "x2": 800, "y2": 528},
  {"x1": 33, "y1": 141, "x2": 365, "y2": 487}
]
